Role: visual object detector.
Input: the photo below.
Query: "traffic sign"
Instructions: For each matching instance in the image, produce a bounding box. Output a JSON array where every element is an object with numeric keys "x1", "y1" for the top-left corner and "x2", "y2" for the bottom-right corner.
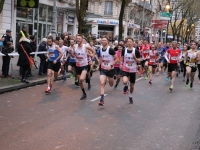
[
  {"x1": 160, "y1": 12, "x2": 171, "y2": 18},
  {"x1": 152, "y1": 20, "x2": 168, "y2": 24},
  {"x1": 17, "y1": 0, "x2": 39, "y2": 8}
]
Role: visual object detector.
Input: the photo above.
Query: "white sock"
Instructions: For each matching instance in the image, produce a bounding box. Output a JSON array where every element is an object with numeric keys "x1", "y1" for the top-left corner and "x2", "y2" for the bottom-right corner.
[{"x1": 129, "y1": 93, "x2": 133, "y2": 98}]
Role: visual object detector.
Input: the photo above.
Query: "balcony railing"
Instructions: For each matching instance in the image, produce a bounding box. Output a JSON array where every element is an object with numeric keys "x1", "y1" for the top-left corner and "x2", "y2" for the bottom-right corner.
[{"x1": 104, "y1": 11, "x2": 113, "y2": 16}]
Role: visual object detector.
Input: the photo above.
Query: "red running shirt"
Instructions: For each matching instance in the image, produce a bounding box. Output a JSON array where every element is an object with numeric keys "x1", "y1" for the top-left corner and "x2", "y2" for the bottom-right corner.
[{"x1": 167, "y1": 48, "x2": 181, "y2": 64}]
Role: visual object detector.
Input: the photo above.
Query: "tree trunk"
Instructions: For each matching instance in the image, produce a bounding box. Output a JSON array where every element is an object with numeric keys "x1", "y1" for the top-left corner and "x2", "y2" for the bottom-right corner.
[
  {"x1": 76, "y1": 0, "x2": 88, "y2": 34},
  {"x1": 0, "y1": 0, "x2": 5, "y2": 13},
  {"x1": 118, "y1": 0, "x2": 126, "y2": 41}
]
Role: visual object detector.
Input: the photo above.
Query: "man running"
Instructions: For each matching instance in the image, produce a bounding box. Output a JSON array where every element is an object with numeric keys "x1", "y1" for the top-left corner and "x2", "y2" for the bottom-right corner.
[
  {"x1": 184, "y1": 41, "x2": 199, "y2": 89},
  {"x1": 45, "y1": 37, "x2": 63, "y2": 93},
  {"x1": 114, "y1": 44, "x2": 123, "y2": 89},
  {"x1": 58, "y1": 39, "x2": 68, "y2": 81},
  {"x1": 141, "y1": 40, "x2": 150, "y2": 79},
  {"x1": 164, "y1": 41, "x2": 181, "y2": 91},
  {"x1": 121, "y1": 37, "x2": 140, "y2": 104},
  {"x1": 157, "y1": 42, "x2": 166, "y2": 75},
  {"x1": 68, "y1": 39, "x2": 79, "y2": 86},
  {"x1": 72, "y1": 34, "x2": 95, "y2": 100},
  {"x1": 97, "y1": 36, "x2": 119, "y2": 106}
]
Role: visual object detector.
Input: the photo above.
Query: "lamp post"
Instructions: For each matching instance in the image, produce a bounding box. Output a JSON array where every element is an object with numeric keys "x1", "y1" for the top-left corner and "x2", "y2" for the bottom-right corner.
[
  {"x1": 165, "y1": 2, "x2": 170, "y2": 42},
  {"x1": 141, "y1": 0, "x2": 148, "y2": 40},
  {"x1": 51, "y1": 0, "x2": 57, "y2": 39}
]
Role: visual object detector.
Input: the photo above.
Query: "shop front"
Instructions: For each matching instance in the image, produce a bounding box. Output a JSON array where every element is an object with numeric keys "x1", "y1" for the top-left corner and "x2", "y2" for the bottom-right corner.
[{"x1": 89, "y1": 18, "x2": 123, "y2": 39}]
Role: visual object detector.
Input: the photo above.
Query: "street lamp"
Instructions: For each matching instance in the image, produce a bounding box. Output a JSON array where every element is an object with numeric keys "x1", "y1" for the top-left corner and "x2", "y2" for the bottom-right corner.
[
  {"x1": 141, "y1": 0, "x2": 148, "y2": 40},
  {"x1": 166, "y1": 3, "x2": 170, "y2": 12}
]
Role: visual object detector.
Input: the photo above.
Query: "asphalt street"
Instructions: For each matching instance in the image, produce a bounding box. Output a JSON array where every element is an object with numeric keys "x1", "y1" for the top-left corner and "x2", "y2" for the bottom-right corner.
[{"x1": 0, "y1": 72, "x2": 200, "y2": 150}]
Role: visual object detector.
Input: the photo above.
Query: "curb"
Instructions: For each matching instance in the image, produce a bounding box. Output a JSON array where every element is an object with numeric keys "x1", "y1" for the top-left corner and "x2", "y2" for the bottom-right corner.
[{"x1": 0, "y1": 74, "x2": 70, "y2": 94}]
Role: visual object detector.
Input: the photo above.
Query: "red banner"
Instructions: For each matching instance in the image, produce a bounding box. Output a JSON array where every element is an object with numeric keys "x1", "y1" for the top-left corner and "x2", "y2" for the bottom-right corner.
[
  {"x1": 151, "y1": 24, "x2": 167, "y2": 29},
  {"x1": 151, "y1": 20, "x2": 168, "y2": 24}
]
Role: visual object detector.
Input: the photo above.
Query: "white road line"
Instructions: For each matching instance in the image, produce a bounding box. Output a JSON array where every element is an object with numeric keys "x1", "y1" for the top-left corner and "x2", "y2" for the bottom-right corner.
[
  {"x1": 90, "y1": 77, "x2": 143, "y2": 102},
  {"x1": 90, "y1": 94, "x2": 108, "y2": 102},
  {"x1": 136, "y1": 77, "x2": 144, "y2": 82}
]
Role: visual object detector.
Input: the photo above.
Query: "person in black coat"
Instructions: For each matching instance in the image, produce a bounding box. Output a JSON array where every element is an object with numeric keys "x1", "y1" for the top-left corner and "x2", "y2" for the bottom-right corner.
[
  {"x1": 1, "y1": 42, "x2": 14, "y2": 78},
  {"x1": 17, "y1": 36, "x2": 33, "y2": 83},
  {"x1": 38, "y1": 38, "x2": 47, "y2": 75}
]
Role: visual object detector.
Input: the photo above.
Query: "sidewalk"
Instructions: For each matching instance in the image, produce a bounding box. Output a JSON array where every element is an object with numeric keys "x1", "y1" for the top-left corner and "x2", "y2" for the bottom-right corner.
[{"x1": 0, "y1": 56, "x2": 70, "y2": 94}]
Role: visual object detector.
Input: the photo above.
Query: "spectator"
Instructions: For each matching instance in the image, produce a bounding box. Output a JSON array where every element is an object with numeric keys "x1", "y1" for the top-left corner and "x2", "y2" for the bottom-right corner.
[
  {"x1": 38, "y1": 38, "x2": 47, "y2": 75},
  {"x1": 1, "y1": 42, "x2": 14, "y2": 78},
  {"x1": 17, "y1": 35, "x2": 33, "y2": 83}
]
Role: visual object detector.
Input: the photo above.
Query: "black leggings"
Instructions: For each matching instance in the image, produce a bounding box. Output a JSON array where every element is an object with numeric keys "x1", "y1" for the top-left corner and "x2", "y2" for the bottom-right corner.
[
  {"x1": 198, "y1": 64, "x2": 200, "y2": 80},
  {"x1": 21, "y1": 65, "x2": 30, "y2": 80},
  {"x1": 180, "y1": 61, "x2": 186, "y2": 77}
]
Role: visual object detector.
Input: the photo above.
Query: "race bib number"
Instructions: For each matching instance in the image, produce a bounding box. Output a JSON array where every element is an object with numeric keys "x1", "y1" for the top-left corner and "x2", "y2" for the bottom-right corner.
[
  {"x1": 126, "y1": 62, "x2": 133, "y2": 67},
  {"x1": 144, "y1": 50, "x2": 149, "y2": 53},
  {"x1": 171, "y1": 57, "x2": 177, "y2": 60},
  {"x1": 50, "y1": 53, "x2": 55, "y2": 57},
  {"x1": 189, "y1": 63, "x2": 195, "y2": 66},
  {"x1": 150, "y1": 59, "x2": 155, "y2": 63},
  {"x1": 77, "y1": 57, "x2": 83, "y2": 62}
]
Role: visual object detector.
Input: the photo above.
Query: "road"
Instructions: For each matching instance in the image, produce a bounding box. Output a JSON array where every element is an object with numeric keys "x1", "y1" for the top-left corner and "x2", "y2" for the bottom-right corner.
[{"x1": 0, "y1": 72, "x2": 200, "y2": 150}]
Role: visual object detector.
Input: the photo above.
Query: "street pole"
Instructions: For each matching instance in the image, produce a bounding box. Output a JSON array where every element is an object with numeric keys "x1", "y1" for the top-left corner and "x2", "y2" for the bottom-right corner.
[
  {"x1": 141, "y1": 0, "x2": 146, "y2": 40},
  {"x1": 51, "y1": 0, "x2": 57, "y2": 39}
]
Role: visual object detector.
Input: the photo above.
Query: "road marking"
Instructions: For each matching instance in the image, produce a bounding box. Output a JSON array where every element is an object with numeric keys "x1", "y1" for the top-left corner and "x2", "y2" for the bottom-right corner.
[
  {"x1": 90, "y1": 77, "x2": 143, "y2": 102},
  {"x1": 136, "y1": 77, "x2": 144, "y2": 82},
  {"x1": 90, "y1": 94, "x2": 108, "y2": 102}
]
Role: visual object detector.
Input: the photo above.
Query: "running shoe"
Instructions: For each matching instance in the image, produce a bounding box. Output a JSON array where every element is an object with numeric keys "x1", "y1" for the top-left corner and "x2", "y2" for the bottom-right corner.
[
  {"x1": 80, "y1": 94, "x2": 87, "y2": 100},
  {"x1": 123, "y1": 85, "x2": 129, "y2": 94},
  {"x1": 75, "y1": 81, "x2": 79, "y2": 86},
  {"x1": 70, "y1": 73, "x2": 74, "y2": 78},
  {"x1": 145, "y1": 75, "x2": 148, "y2": 80},
  {"x1": 45, "y1": 87, "x2": 51, "y2": 93},
  {"x1": 166, "y1": 77, "x2": 169, "y2": 81},
  {"x1": 114, "y1": 84, "x2": 117, "y2": 90},
  {"x1": 98, "y1": 100, "x2": 104, "y2": 106},
  {"x1": 190, "y1": 83, "x2": 193, "y2": 90},
  {"x1": 185, "y1": 79, "x2": 189, "y2": 87},
  {"x1": 169, "y1": 85, "x2": 173, "y2": 91},
  {"x1": 149, "y1": 80, "x2": 152, "y2": 84},
  {"x1": 129, "y1": 97, "x2": 133, "y2": 104}
]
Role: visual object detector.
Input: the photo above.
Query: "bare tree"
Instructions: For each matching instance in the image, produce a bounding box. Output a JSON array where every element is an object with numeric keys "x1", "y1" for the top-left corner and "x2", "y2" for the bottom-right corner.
[{"x1": 118, "y1": 0, "x2": 131, "y2": 41}]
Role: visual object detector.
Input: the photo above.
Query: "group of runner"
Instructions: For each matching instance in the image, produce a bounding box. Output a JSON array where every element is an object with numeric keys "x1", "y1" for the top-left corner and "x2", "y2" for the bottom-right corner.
[{"x1": 44, "y1": 34, "x2": 200, "y2": 106}]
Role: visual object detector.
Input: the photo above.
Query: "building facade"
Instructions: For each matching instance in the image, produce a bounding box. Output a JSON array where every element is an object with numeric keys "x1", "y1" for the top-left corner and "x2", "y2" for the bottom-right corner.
[{"x1": 0, "y1": 0, "x2": 77, "y2": 46}]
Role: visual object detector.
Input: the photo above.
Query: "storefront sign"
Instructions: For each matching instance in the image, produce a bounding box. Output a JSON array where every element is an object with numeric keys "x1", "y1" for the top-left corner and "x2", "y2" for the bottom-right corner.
[{"x1": 96, "y1": 20, "x2": 118, "y2": 25}]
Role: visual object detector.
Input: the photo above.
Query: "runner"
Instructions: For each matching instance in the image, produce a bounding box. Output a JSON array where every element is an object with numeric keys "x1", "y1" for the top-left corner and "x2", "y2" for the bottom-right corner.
[
  {"x1": 164, "y1": 41, "x2": 181, "y2": 91},
  {"x1": 157, "y1": 42, "x2": 166, "y2": 75},
  {"x1": 114, "y1": 44, "x2": 123, "y2": 89},
  {"x1": 184, "y1": 41, "x2": 199, "y2": 89},
  {"x1": 97, "y1": 36, "x2": 119, "y2": 106},
  {"x1": 45, "y1": 37, "x2": 63, "y2": 93},
  {"x1": 180, "y1": 44, "x2": 187, "y2": 81},
  {"x1": 141, "y1": 40, "x2": 150, "y2": 79},
  {"x1": 121, "y1": 37, "x2": 140, "y2": 104},
  {"x1": 148, "y1": 45, "x2": 160, "y2": 84},
  {"x1": 58, "y1": 39, "x2": 68, "y2": 82},
  {"x1": 72, "y1": 34, "x2": 95, "y2": 100},
  {"x1": 67, "y1": 39, "x2": 79, "y2": 86}
]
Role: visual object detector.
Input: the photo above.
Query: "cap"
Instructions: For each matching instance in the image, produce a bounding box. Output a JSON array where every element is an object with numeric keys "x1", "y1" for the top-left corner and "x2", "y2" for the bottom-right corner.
[{"x1": 6, "y1": 29, "x2": 11, "y2": 33}]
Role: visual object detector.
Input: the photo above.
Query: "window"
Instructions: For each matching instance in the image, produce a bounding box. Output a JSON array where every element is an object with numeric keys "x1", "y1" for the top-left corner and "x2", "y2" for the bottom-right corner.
[{"x1": 104, "y1": 1, "x2": 113, "y2": 15}]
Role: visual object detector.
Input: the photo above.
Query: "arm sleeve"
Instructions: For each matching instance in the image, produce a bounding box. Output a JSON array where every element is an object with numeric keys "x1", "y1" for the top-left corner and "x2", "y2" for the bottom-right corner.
[
  {"x1": 135, "y1": 49, "x2": 140, "y2": 58},
  {"x1": 164, "y1": 51, "x2": 169, "y2": 62},
  {"x1": 109, "y1": 48, "x2": 116, "y2": 55}
]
